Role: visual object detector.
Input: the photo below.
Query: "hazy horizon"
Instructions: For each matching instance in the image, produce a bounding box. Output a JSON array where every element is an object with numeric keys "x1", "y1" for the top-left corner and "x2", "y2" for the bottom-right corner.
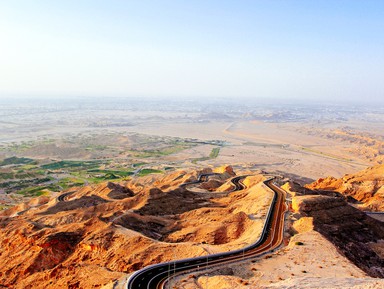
[{"x1": 1, "y1": 94, "x2": 383, "y2": 109}]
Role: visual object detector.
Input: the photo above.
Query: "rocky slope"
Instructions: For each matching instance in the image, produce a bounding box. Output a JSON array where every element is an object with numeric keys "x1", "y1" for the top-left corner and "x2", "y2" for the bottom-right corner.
[
  {"x1": 1, "y1": 164, "x2": 383, "y2": 289},
  {"x1": 306, "y1": 164, "x2": 384, "y2": 211},
  {"x1": 292, "y1": 193, "x2": 384, "y2": 277},
  {"x1": 0, "y1": 166, "x2": 272, "y2": 288},
  {"x1": 170, "y1": 176, "x2": 384, "y2": 289}
]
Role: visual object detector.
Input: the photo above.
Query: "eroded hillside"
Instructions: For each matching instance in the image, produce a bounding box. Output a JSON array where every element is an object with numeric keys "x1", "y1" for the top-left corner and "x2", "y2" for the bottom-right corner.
[
  {"x1": 306, "y1": 164, "x2": 384, "y2": 211},
  {"x1": 170, "y1": 168, "x2": 384, "y2": 289},
  {"x1": 0, "y1": 167, "x2": 272, "y2": 289}
]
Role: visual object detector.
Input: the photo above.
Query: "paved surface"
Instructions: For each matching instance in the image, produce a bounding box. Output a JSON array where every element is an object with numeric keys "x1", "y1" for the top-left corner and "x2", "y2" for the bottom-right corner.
[{"x1": 126, "y1": 176, "x2": 287, "y2": 289}]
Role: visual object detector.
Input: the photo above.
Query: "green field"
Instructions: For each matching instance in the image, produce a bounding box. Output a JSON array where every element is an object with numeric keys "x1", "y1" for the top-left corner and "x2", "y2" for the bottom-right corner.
[
  {"x1": 192, "y1": 147, "x2": 221, "y2": 163},
  {"x1": 137, "y1": 168, "x2": 163, "y2": 176},
  {"x1": 0, "y1": 156, "x2": 166, "y2": 197},
  {"x1": 41, "y1": 160, "x2": 103, "y2": 170},
  {"x1": 132, "y1": 143, "x2": 194, "y2": 158},
  {"x1": 0, "y1": 157, "x2": 36, "y2": 166},
  {"x1": 0, "y1": 133, "x2": 222, "y2": 202},
  {"x1": 209, "y1": 147, "x2": 220, "y2": 158}
]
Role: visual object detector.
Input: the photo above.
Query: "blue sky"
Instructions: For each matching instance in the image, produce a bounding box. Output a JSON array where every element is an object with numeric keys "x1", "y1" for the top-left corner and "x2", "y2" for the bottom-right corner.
[{"x1": 0, "y1": 0, "x2": 383, "y2": 102}]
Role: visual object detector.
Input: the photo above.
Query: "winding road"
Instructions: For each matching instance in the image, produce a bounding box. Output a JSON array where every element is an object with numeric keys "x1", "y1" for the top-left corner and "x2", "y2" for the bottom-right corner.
[
  {"x1": 56, "y1": 191, "x2": 73, "y2": 202},
  {"x1": 180, "y1": 173, "x2": 247, "y2": 192},
  {"x1": 126, "y1": 175, "x2": 287, "y2": 289}
]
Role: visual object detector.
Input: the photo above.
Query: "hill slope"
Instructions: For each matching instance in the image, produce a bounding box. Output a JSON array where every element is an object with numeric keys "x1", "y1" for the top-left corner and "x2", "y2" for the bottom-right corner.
[
  {"x1": 0, "y1": 167, "x2": 272, "y2": 289},
  {"x1": 306, "y1": 164, "x2": 384, "y2": 211}
]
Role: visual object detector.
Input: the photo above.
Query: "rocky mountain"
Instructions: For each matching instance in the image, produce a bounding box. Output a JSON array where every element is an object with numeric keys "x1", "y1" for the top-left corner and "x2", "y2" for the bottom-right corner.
[
  {"x1": 291, "y1": 192, "x2": 384, "y2": 278},
  {"x1": 1, "y1": 164, "x2": 383, "y2": 289},
  {"x1": 0, "y1": 167, "x2": 272, "y2": 288},
  {"x1": 306, "y1": 164, "x2": 384, "y2": 211},
  {"x1": 168, "y1": 170, "x2": 384, "y2": 288}
]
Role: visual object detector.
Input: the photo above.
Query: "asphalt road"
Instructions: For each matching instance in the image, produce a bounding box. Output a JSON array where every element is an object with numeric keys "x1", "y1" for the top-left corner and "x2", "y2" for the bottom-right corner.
[
  {"x1": 126, "y1": 176, "x2": 287, "y2": 289},
  {"x1": 180, "y1": 173, "x2": 247, "y2": 192},
  {"x1": 56, "y1": 191, "x2": 73, "y2": 202}
]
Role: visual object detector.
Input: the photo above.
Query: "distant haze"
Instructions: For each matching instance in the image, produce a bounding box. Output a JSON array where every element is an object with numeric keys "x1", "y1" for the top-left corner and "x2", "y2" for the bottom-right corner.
[{"x1": 0, "y1": 1, "x2": 383, "y2": 103}]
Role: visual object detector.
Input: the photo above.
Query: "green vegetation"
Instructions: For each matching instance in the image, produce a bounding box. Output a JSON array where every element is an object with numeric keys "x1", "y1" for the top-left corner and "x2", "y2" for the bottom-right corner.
[
  {"x1": 56, "y1": 177, "x2": 85, "y2": 189},
  {"x1": 132, "y1": 143, "x2": 193, "y2": 158},
  {"x1": 87, "y1": 168, "x2": 133, "y2": 177},
  {"x1": 0, "y1": 157, "x2": 101, "y2": 196},
  {"x1": 0, "y1": 172, "x2": 14, "y2": 179},
  {"x1": 14, "y1": 177, "x2": 81, "y2": 196},
  {"x1": 0, "y1": 157, "x2": 35, "y2": 166},
  {"x1": 132, "y1": 162, "x2": 147, "y2": 167},
  {"x1": 41, "y1": 160, "x2": 103, "y2": 170},
  {"x1": 8, "y1": 141, "x2": 35, "y2": 152},
  {"x1": 191, "y1": 157, "x2": 208, "y2": 164},
  {"x1": 85, "y1": 169, "x2": 134, "y2": 183},
  {"x1": 20, "y1": 164, "x2": 39, "y2": 170},
  {"x1": 18, "y1": 185, "x2": 56, "y2": 196},
  {"x1": 243, "y1": 141, "x2": 285, "y2": 148},
  {"x1": 0, "y1": 177, "x2": 53, "y2": 193},
  {"x1": 138, "y1": 168, "x2": 163, "y2": 176},
  {"x1": 184, "y1": 139, "x2": 227, "y2": 146},
  {"x1": 0, "y1": 133, "x2": 217, "y2": 204},
  {"x1": 209, "y1": 147, "x2": 220, "y2": 158},
  {"x1": 87, "y1": 174, "x2": 130, "y2": 184},
  {"x1": 192, "y1": 147, "x2": 220, "y2": 163}
]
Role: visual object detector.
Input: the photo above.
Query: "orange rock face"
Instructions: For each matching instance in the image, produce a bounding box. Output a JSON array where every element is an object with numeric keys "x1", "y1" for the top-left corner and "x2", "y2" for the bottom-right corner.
[
  {"x1": 306, "y1": 164, "x2": 384, "y2": 211},
  {"x1": 0, "y1": 169, "x2": 270, "y2": 288}
]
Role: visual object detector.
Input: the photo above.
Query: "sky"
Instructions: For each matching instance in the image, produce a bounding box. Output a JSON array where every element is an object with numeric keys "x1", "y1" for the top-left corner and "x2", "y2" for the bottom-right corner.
[{"x1": 0, "y1": 0, "x2": 383, "y2": 102}]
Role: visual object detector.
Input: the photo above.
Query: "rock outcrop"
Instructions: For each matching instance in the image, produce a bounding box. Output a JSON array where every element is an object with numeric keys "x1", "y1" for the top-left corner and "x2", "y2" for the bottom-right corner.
[
  {"x1": 0, "y1": 168, "x2": 271, "y2": 288},
  {"x1": 292, "y1": 190, "x2": 384, "y2": 277},
  {"x1": 306, "y1": 164, "x2": 384, "y2": 211}
]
